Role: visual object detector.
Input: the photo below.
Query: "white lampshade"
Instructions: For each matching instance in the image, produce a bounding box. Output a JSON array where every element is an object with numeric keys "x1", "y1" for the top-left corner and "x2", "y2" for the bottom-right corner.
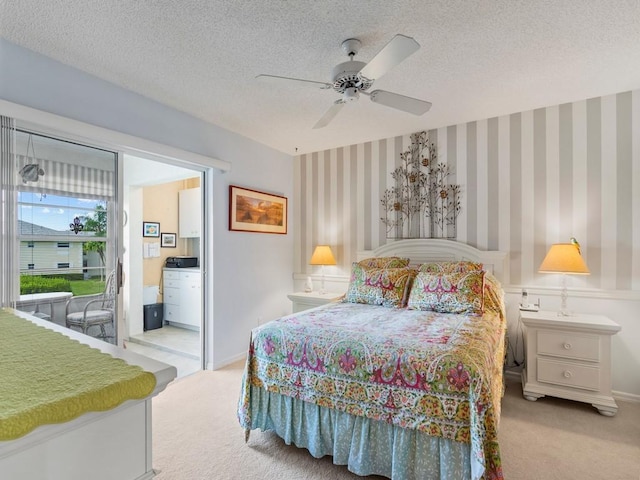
[
  {"x1": 309, "y1": 245, "x2": 336, "y2": 266},
  {"x1": 539, "y1": 244, "x2": 589, "y2": 274}
]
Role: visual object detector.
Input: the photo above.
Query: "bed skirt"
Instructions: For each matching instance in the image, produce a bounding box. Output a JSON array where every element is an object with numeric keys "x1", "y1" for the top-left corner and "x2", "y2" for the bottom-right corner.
[{"x1": 248, "y1": 385, "x2": 476, "y2": 480}]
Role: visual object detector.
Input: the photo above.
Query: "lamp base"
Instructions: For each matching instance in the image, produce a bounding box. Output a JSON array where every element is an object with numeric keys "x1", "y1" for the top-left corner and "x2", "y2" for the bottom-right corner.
[
  {"x1": 318, "y1": 265, "x2": 328, "y2": 295},
  {"x1": 319, "y1": 272, "x2": 327, "y2": 295},
  {"x1": 558, "y1": 274, "x2": 573, "y2": 316}
]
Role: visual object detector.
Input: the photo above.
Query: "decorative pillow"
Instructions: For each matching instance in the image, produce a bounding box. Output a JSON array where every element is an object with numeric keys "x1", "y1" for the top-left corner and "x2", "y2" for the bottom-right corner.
[
  {"x1": 418, "y1": 261, "x2": 483, "y2": 274},
  {"x1": 407, "y1": 270, "x2": 485, "y2": 315},
  {"x1": 358, "y1": 256, "x2": 411, "y2": 269},
  {"x1": 344, "y1": 263, "x2": 416, "y2": 308},
  {"x1": 482, "y1": 271, "x2": 505, "y2": 316}
]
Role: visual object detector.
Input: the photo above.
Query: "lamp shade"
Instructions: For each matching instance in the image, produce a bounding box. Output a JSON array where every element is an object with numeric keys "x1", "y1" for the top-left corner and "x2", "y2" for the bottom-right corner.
[
  {"x1": 309, "y1": 245, "x2": 336, "y2": 266},
  {"x1": 538, "y1": 244, "x2": 590, "y2": 274}
]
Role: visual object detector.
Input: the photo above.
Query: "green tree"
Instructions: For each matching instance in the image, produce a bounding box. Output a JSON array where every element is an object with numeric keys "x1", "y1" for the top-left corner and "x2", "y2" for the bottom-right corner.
[{"x1": 82, "y1": 203, "x2": 107, "y2": 279}]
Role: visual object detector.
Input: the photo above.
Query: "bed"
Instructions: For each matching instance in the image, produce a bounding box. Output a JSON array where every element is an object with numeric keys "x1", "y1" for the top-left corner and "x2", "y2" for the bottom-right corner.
[
  {"x1": 0, "y1": 309, "x2": 177, "y2": 480},
  {"x1": 238, "y1": 239, "x2": 508, "y2": 480}
]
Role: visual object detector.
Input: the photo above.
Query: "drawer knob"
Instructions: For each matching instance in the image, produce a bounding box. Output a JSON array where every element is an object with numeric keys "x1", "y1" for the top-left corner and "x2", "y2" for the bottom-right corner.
[
  {"x1": 563, "y1": 342, "x2": 572, "y2": 350},
  {"x1": 563, "y1": 370, "x2": 573, "y2": 379}
]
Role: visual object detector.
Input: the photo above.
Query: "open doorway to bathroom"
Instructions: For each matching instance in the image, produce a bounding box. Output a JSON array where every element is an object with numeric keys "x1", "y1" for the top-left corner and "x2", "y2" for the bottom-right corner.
[{"x1": 122, "y1": 154, "x2": 202, "y2": 378}]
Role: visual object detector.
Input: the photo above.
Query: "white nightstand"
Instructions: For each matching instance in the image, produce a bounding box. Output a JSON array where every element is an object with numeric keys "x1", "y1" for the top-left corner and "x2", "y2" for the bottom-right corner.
[
  {"x1": 287, "y1": 291, "x2": 344, "y2": 313},
  {"x1": 520, "y1": 310, "x2": 621, "y2": 416}
]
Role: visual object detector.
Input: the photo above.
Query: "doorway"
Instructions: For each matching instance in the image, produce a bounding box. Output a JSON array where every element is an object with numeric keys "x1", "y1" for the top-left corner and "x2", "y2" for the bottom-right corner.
[{"x1": 121, "y1": 154, "x2": 203, "y2": 378}]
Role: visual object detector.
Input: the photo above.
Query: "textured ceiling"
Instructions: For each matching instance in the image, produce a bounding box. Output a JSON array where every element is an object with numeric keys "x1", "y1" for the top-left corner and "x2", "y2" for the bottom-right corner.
[{"x1": 2, "y1": 1, "x2": 640, "y2": 155}]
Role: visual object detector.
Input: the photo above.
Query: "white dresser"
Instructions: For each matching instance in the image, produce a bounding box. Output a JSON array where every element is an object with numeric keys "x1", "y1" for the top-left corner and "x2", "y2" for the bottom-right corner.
[
  {"x1": 520, "y1": 310, "x2": 621, "y2": 416},
  {"x1": 163, "y1": 268, "x2": 201, "y2": 330}
]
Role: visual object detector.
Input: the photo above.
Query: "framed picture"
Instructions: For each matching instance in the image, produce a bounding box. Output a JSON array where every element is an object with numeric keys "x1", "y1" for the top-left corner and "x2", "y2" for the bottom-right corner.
[
  {"x1": 143, "y1": 221, "x2": 160, "y2": 237},
  {"x1": 229, "y1": 185, "x2": 288, "y2": 234},
  {"x1": 161, "y1": 232, "x2": 177, "y2": 248}
]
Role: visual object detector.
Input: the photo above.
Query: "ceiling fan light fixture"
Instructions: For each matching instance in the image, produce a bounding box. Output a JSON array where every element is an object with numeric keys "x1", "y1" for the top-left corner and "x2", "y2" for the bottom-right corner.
[
  {"x1": 342, "y1": 87, "x2": 359, "y2": 103},
  {"x1": 331, "y1": 61, "x2": 369, "y2": 93}
]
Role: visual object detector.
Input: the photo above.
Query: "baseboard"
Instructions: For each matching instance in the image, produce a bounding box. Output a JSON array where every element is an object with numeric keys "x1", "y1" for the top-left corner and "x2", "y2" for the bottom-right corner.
[
  {"x1": 208, "y1": 351, "x2": 246, "y2": 371},
  {"x1": 504, "y1": 369, "x2": 523, "y2": 382},
  {"x1": 135, "y1": 471, "x2": 156, "y2": 480},
  {"x1": 612, "y1": 390, "x2": 640, "y2": 403},
  {"x1": 503, "y1": 368, "x2": 640, "y2": 403}
]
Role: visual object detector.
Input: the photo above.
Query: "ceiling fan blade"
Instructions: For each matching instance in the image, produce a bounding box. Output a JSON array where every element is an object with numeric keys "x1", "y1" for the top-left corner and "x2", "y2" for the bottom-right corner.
[
  {"x1": 256, "y1": 74, "x2": 332, "y2": 90},
  {"x1": 312, "y1": 101, "x2": 345, "y2": 129},
  {"x1": 358, "y1": 34, "x2": 420, "y2": 81},
  {"x1": 368, "y1": 90, "x2": 432, "y2": 115}
]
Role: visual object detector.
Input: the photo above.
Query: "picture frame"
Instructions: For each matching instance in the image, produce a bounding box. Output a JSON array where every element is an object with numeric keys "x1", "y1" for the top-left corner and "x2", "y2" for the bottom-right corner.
[
  {"x1": 229, "y1": 185, "x2": 288, "y2": 234},
  {"x1": 161, "y1": 232, "x2": 177, "y2": 248},
  {"x1": 143, "y1": 221, "x2": 160, "y2": 237}
]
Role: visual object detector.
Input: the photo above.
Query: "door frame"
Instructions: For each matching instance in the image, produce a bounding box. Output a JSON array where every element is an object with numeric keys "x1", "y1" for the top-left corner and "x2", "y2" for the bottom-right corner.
[{"x1": 0, "y1": 99, "x2": 228, "y2": 367}]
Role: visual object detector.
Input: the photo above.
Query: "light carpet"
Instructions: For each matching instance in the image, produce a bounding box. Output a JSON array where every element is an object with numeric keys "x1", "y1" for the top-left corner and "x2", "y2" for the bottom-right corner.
[{"x1": 152, "y1": 360, "x2": 640, "y2": 479}]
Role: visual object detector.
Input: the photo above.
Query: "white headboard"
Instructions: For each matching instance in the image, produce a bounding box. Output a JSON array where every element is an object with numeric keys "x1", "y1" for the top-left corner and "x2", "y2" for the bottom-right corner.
[{"x1": 357, "y1": 239, "x2": 509, "y2": 284}]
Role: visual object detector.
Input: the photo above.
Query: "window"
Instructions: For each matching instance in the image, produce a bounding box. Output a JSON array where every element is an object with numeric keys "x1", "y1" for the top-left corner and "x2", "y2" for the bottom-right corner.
[
  {"x1": 9, "y1": 128, "x2": 117, "y2": 344},
  {"x1": 18, "y1": 192, "x2": 108, "y2": 279}
]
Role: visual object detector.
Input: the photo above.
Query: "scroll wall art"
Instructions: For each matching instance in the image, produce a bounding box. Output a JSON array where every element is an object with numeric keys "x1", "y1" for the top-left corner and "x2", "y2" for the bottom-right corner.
[{"x1": 381, "y1": 131, "x2": 461, "y2": 239}]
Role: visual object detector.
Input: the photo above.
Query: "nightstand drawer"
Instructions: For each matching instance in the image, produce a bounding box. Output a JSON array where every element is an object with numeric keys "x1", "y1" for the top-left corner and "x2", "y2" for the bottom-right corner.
[
  {"x1": 537, "y1": 358, "x2": 600, "y2": 391},
  {"x1": 537, "y1": 331, "x2": 600, "y2": 362}
]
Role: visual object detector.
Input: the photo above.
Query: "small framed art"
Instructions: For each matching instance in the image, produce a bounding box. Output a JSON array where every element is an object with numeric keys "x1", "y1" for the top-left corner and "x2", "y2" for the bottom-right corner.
[
  {"x1": 229, "y1": 185, "x2": 287, "y2": 234},
  {"x1": 161, "y1": 232, "x2": 177, "y2": 248},
  {"x1": 143, "y1": 222, "x2": 160, "y2": 237}
]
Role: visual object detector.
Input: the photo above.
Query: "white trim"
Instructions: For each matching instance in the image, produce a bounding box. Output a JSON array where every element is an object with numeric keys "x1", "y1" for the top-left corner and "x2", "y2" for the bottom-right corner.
[
  {"x1": 209, "y1": 351, "x2": 246, "y2": 371},
  {"x1": 612, "y1": 390, "x2": 640, "y2": 403},
  {"x1": 504, "y1": 285, "x2": 640, "y2": 301},
  {"x1": 135, "y1": 473, "x2": 156, "y2": 480},
  {"x1": 291, "y1": 274, "x2": 640, "y2": 302},
  {"x1": 0, "y1": 99, "x2": 230, "y2": 173}
]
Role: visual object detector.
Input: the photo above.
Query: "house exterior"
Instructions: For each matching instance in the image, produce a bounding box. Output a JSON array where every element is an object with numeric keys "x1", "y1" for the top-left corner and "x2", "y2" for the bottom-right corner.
[{"x1": 18, "y1": 220, "x2": 97, "y2": 276}]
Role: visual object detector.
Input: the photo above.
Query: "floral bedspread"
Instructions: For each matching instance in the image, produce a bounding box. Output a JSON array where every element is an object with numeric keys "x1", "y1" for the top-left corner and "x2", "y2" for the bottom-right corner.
[{"x1": 238, "y1": 301, "x2": 506, "y2": 479}]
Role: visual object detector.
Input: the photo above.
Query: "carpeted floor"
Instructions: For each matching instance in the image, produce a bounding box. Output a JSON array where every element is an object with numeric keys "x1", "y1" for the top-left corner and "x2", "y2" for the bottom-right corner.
[{"x1": 152, "y1": 360, "x2": 640, "y2": 479}]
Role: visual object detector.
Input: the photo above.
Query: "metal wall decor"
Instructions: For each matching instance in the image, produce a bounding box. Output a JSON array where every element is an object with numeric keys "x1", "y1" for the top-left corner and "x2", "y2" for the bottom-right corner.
[
  {"x1": 19, "y1": 134, "x2": 45, "y2": 184},
  {"x1": 70, "y1": 216, "x2": 84, "y2": 234},
  {"x1": 380, "y1": 131, "x2": 461, "y2": 239}
]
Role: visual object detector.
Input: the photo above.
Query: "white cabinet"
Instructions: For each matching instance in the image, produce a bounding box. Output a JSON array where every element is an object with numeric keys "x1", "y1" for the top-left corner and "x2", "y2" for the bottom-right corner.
[
  {"x1": 520, "y1": 310, "x2": 621, "y2": 416},
  {"x1": 163, "y1": 269, "x2": 201, "y2": 330},
  {"x1": 179, "y1": 187, "x2": 201, "y2": 238}
]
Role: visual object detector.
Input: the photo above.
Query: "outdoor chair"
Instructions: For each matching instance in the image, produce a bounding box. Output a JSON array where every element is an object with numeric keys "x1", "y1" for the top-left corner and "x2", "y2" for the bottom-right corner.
[{"x1": 65, "y1": 270, "x2": 115, "y2": 340}]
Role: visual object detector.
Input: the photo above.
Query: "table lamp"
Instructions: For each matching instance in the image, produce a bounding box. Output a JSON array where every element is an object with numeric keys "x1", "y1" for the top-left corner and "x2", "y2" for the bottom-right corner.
[
  {"x1": 538, "y1": 241, "x2": 589, "y2": 316},
  {"x1": 309, "y1": 245, "x2": 336, "y2": 294}
]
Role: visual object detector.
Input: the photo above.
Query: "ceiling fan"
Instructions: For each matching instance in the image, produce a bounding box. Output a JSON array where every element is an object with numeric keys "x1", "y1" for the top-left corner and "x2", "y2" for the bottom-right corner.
[{"x1": 256, "y1": 34, "x2": 432, "y2": 129}]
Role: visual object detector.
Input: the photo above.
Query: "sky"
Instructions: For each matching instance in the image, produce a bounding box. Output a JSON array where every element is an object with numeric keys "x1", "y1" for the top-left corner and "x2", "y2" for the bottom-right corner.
[{"x1": 18, "y1": 192, "x2": 104, "y2": 232}]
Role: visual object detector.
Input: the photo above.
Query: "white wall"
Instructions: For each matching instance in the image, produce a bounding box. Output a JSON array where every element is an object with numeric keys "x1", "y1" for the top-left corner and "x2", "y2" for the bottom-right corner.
[{"x1": 0, "y1": 38, "x2": 294, "y2": 369}]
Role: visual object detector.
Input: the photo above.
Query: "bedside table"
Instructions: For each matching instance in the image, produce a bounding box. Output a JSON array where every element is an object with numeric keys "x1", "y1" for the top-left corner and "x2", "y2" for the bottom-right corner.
[
  {"x1": 287, "y1": 291, "x2": 344, "y2": 313},
  {"x1": 520, "y1": 310, "x2": 621, "y2": 416}
]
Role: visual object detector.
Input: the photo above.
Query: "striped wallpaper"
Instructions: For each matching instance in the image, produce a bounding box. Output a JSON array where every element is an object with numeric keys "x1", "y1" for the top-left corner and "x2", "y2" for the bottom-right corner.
[{"x1": 294, "y1": 89, "x2": 640, "y2": 291}]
